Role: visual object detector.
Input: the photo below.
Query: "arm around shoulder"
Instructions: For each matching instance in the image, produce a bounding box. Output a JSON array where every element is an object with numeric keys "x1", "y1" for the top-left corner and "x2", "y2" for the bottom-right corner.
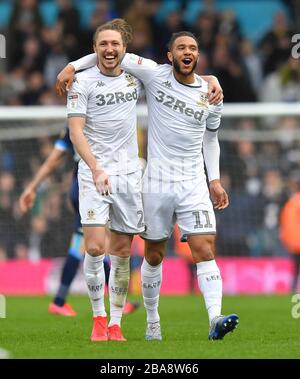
[{"x1": 201, "y1": 75, "x2": 224, "y2": 105}]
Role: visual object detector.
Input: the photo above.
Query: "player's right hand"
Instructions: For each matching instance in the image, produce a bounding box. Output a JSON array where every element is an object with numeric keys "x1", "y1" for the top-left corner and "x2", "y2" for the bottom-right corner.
[
  {"x1": 19, "y1": 189, "x2": 36, "y2": 214},
  {"x1": 207, "y1": 76, "x2": 224, "y2": 105},
  {"x1": 92, "y1": 168, "x2": 112, "y2": 196},
  {"x1": 56, "y1": 64, "x2": 75, "y2": 96}
]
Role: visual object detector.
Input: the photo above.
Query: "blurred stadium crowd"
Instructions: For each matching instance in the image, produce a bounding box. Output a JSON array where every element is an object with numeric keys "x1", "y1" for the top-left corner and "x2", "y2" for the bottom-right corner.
[
  {"x1": 0, "y1": 0, "x2": 300, "y2": 261},
  {"x1": 1, "y1": 0, "x2": 300, "y2": 105}
]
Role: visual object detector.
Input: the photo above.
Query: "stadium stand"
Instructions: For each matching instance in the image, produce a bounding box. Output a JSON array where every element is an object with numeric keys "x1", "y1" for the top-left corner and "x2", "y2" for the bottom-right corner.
[{"x1": 0, "y1": 0, "x2": 299, "y2": 265}]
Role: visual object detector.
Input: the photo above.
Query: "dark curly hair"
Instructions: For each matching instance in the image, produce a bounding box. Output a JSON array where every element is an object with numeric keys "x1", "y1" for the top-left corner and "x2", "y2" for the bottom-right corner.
[{"x1": 167, "y1": 31, "x2": 199, "y2": 51}]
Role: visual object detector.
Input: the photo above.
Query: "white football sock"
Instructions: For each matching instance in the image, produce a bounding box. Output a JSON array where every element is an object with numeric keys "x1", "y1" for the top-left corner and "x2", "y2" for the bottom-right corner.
[
  {"x1": 83, "y1": 252, "x2": 106, "y2": 317},
  {"x1": 141, "y1": 258, "x2": 162, "y2": 323},
  {"x1": 196, "y1": 259, "x2": 222, "y2": 324},
  {"x1": 108, "y1": 255, "x2": 130, "y2": 327}
]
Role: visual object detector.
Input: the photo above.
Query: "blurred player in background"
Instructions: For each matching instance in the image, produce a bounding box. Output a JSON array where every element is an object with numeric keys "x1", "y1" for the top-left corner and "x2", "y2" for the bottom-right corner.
[
  {"x1": 57, "y1": 22, "x2": 238, "y2": 341},
  {"x1": 19, "y1": 127, "x2": 139, "y2": 317},
  {"x1": 280, "y1": 178, "x2": 300, "y2": 293}
]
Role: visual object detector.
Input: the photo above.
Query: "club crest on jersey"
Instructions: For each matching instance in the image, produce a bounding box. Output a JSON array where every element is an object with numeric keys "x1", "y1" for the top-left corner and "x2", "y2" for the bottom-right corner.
[
  {"x1": 125, "y1": 73, "x2": 135, "y2": 87},
  {"x1": 96, "y1": 81, "x2": 105, "y2": 88},
  {"x1": 68, "y1": 93, "x2": 79, "y2": 108},
  {"x1": 87, "y1": 209, "x2": 96, "y2": 220},
  {"x1": 197, "y1": 92, "x2": 209, "y2": 108}
]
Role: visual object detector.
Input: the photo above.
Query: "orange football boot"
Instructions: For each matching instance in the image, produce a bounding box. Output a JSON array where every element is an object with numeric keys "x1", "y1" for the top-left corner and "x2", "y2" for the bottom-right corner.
[
  {"x1": 91, "y1": 316, "x2": 108, "y2": 341},
  {"x1": 48, "y1": 303, "x2": 77, "y2": 317},
  {"x1": 108, "y1": 325, "x2": 127, "y2": 341}
]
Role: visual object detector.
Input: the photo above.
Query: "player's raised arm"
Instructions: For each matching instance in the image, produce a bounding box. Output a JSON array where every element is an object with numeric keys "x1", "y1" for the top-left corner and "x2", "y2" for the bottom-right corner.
[
  {"x1": 70, "y1": 53, "x2": 97, "y2": 72},
  {"x1": 56, "y1": 64, "x2": 75, "y2": 96},
  {"x1": 201, "y1": 75, "x2": 224, "y2": 105},
  {"x1": 56, "y1": 51, "x2": 158, "y2": 96},
  {"x1": 120, "y1": 53, "x2": 158, "y2": 85},
  {"x1": 56, "y1": 53, "x2": 98, "y2": 96},
  {"x1": 19, "y1": 147, "x2": 65, "y2": 213}
]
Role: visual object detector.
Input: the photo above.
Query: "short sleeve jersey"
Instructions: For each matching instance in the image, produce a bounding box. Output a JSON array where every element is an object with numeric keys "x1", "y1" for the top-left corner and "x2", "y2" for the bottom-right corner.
[
  {"x1": 67, "y1": 65, "x2": 142, "y2": 175},
  {"x1": 121, "y1": 54, "x2": 223, "y2": 181}
]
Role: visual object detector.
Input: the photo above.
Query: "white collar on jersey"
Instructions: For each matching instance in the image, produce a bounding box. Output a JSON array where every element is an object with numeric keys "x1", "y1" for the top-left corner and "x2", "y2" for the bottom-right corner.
[{"x1": 172, "y1": 71, "x2": 202, "y2": 88}]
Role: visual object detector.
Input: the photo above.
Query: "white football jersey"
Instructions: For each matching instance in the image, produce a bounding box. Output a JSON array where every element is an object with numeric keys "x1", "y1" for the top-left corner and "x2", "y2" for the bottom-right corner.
[
  {"x1": 121, "y1": 54, "x2": 223, "y2": 181},
  {"x1": 67, "y1": 65, "x2": 142, "y2": 175}
]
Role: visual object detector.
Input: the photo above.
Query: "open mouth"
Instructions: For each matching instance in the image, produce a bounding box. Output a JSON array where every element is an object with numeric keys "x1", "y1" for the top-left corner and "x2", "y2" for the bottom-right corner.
[
  {"x1": 182, "y1": 58, "x2": 192, "y2": 66},
  {"x1": 104, "y1": 55, "x2": 117, "y2": 62}
]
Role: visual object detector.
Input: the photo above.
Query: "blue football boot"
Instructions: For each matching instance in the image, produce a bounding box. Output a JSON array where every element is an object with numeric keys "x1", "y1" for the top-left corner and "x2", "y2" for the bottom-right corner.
[{"x1": 209, "y1": 314, "x2": 239, "y2": 340}]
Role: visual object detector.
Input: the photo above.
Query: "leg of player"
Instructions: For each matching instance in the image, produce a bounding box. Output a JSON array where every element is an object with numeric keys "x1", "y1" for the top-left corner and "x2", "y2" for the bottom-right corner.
[
  {"x1": 188, "y1": 234, "x2": 239, "y2": 340},
  {"x1": 103, "y1": 228, "x2": 112, "y2": 287},
  {"x1": 141, "y1": 240, "x2": 166, "y2": 341},
  {"x1": 48, "y1": 232, "x2": 83, "y2": 316},
  {"x1": 83, "y1": 226, "x2": 108, "y2": 342},
  {"x1": 107, "y1": 232, "x2": 133, "y2": 342},
  {"x1": 103, "y1": 228, "x2": 140, "y2": 316}
]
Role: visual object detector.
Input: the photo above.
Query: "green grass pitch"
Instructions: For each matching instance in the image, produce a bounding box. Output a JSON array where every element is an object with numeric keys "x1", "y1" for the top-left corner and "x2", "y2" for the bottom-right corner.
[{"x1": 0, "y1": 294, "x2": 299, "y2": 359}]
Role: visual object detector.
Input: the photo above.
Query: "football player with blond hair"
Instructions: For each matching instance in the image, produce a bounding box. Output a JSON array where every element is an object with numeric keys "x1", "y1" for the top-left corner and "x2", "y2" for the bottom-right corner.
[{"x1": 57, "y1": 21, "x2": 238, "y2": 341}]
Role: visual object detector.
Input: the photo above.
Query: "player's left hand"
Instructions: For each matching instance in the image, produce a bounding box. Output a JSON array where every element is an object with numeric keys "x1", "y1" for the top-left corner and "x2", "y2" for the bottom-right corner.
[
  {"x1": 56, "y1": 64, "x2": 75, "y2": 96},
  {"x1": 209, "y1": 179, "x2": 229, "y2": 210},
  {"x1": 207, "y1": 76, "x2": 224, "y2": 105}
]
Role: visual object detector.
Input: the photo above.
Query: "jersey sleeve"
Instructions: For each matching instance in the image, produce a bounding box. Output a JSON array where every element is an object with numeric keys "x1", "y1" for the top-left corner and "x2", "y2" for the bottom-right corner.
[
  {"x1": 55, "y1": 127, "x2": 72, "y2": 152},
  {"x1": 202, "y1": 129, "x2": 220, "y2": 181},
  {"x1": 121, "y1": 53, "x2": 158, "y2": 85},
  {"x1": 70, "y1": 53, "x2": 97, "y2": 71},
  {"x1": 67, "y1": 77, "x2": 88, "y2": 118},
  {"x1": 206, "y1": 102, "x2": 223, "y2": 132}
]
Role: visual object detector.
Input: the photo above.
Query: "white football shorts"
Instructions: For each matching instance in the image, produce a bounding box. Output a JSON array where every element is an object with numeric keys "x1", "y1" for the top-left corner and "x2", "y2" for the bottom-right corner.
[
  {"x1": 78, "y1": 169, "x2": 144, "y2": 235},
  {"x1": 142, "y1": 175, "x2": 216, "y2": 241}
]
